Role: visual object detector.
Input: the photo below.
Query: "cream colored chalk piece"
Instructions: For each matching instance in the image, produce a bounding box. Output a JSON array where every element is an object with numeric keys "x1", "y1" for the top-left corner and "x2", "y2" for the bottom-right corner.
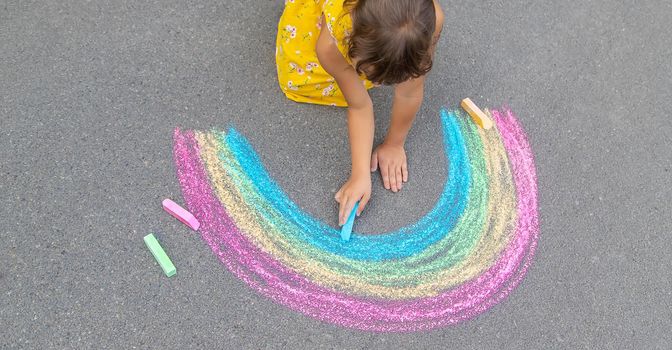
[{"x1": 461, "y1": 98, "x2": 493, "y2": 129}]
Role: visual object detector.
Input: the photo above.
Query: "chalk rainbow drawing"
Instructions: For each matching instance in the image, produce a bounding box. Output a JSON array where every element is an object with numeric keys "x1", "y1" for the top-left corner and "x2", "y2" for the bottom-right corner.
[{"x1": 172, "y1": 107, "x2": 539, "y2": 332}]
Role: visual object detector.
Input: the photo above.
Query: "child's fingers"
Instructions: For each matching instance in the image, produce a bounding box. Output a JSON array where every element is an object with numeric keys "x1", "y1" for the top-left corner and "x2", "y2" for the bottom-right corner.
[
  {"x1": 357, "y1": 193, "x2": 370, "y2": 216},
  {"x1": 402, "y1": 162, "x2": 408, "y2": 182},
  {"x1": 389, "y1": 165, "x2": 398, "y2": 192},
  {"x1": 339, "y1": 196, "x2": 354, "y2": 226},
  {"x1": 395, "y1": 166, "x2": 403, "y2": 190},
  {"x1": 338, "y1": 195, "x2": 347, "y2": 225},
  {"x1": 381, "y1": 165, "x2": 391, "y2": 190},
  {"x1": 335, "y1": 189, "x2": 342, "y2": 202},
  {"x1": 340, "y1": 197, "x2": 355, "y2": 226},
  {"x1": 370, "y1": 151, "x2": 379, "y2": 172}
]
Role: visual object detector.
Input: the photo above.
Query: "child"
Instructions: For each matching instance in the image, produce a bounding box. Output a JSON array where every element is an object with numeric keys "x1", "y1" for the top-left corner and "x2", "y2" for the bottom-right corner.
[{"x1": 276, "y1": 0, "x2": 444, "y2": 226}]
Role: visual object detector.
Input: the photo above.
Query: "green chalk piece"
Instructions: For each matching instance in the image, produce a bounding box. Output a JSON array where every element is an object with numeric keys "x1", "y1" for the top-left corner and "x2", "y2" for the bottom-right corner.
[{"x1": 144, "y1": 233, "x2": 176, "y2": 277}]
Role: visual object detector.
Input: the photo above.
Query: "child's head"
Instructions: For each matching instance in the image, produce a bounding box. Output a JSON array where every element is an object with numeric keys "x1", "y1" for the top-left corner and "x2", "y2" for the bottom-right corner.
[{"x1": 345, "y1": 0, "x2": 437, "y2": 85}]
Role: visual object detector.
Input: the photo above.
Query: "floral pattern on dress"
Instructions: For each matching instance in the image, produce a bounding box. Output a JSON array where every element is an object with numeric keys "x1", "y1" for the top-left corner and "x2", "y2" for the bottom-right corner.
[{"x1": 275, "y1": 0, "x2": 374, "y2": 107}]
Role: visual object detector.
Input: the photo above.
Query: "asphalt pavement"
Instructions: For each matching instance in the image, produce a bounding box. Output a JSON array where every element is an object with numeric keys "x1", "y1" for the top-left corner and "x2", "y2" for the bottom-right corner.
[{"x1": 1, "y1": 0, "x2": 671, "y2": 348}]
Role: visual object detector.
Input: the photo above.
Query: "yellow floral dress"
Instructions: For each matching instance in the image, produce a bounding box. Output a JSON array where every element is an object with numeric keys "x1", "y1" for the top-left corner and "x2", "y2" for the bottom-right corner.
[{"x1": 276, "y1": 0, "x2": 374, "y2": 107}]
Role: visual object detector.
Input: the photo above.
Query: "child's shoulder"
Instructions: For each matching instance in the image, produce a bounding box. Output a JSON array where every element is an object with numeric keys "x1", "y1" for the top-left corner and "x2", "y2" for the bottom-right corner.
[{"x1": 322, "y1": 0, "x2": 352, "y2": 42}]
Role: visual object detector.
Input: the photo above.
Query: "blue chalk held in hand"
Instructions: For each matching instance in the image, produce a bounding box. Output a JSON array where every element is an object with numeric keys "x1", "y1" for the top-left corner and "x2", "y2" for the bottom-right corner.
[{"x1": 340, "y1": 201, "x2": 359, "y2": 241}]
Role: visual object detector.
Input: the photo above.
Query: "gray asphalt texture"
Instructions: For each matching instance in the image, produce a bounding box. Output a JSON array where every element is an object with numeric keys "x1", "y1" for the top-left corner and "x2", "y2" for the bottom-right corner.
[{"x1": 2, "y1": 0, "x2": 671, "y2": 349}]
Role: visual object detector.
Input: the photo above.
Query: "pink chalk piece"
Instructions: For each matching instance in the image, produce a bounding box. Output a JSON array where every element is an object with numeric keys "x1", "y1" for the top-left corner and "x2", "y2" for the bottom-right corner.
[{"x1": 162, "y1": 198, "x2": 200, "y2": 231}]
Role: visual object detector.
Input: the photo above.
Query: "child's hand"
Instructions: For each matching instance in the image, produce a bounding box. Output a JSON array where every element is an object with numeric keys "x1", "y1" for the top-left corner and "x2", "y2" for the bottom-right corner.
[
  {"x1": 371, "y1": 142, "x2": 408, "y2": 192},
  {"x1": 335, "y1": 172, "x2": 371, "y2": 226}
]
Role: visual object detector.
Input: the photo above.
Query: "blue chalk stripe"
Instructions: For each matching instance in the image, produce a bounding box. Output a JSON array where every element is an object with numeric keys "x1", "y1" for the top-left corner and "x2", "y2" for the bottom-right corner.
[{"x1": 218, "y1": 110, "x2": 472, "y2": 261}]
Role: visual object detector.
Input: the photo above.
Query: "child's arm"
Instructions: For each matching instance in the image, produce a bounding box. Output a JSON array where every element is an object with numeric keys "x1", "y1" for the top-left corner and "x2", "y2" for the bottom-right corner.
[
  {"x1": 316, "y1": 16, "x2": 374, "y2": 226},
  {"x1": 373, "y1": 76, "x2": 424, "y2": 192},
  {"x1": 372, "y1": 2, "x2": 445, "y2": 192}
]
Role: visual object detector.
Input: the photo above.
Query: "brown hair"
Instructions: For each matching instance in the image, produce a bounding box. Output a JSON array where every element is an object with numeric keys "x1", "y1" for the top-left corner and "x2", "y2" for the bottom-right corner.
[{"x1": 343, "y1": 0, "x2": 437, "y2": 85}]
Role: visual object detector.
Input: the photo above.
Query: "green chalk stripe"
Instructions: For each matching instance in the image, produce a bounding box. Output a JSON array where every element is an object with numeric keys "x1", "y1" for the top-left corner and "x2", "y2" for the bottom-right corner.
[{"x1": 144, "y1": 233, "x2": 176, "y2": 277}]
